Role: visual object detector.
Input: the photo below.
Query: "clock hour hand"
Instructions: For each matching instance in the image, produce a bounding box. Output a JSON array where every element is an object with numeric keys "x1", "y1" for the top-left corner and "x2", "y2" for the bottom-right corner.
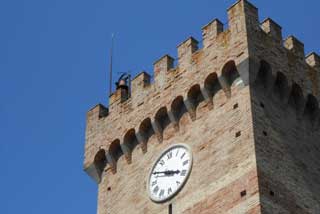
[{"x1": 153, "y1": 170, "x2": 181, "y2": 175}]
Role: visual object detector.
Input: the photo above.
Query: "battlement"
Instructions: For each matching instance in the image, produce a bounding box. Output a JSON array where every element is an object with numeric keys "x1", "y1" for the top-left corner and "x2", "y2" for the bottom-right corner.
[
  {"x1": 84, "y1": 0, "x2": 320, "y2": 183},
  {"x1": 261, "y1": 18, "x2": 282, "y2": 43},
  {"x1": 306, "y1": 52, "x2": 320, "y2": 68},
  {"x1": 202, "y1": 19, "x2": 224, "y2": 48},
  {"x1": 284, "y1": 35, "x2": 305, "y2": 58}
]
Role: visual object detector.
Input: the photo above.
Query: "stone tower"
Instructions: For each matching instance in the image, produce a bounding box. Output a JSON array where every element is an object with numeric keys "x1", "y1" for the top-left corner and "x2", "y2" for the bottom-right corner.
[{"x1": 83, "y1": 0, "x2": 320, "y2": 213}]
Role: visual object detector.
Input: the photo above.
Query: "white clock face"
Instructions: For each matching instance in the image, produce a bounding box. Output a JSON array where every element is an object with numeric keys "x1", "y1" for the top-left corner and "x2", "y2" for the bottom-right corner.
[{"x1": 148, "y1": 144, "x2": 192, "y2": 202}]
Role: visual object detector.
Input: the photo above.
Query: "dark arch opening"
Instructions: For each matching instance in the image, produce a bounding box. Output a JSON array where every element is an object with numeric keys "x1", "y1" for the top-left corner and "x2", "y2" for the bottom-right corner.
[
  {"x1": 139, "y1": 118, "x2": 154, "y2": 144},
  {"x1": 187, "y1": 84, "x2": 204, "y2": 110},
  {"x1": 94, "y1": 149, "x2": 107, "y2": 174},
  {"x1": 221, "y1": 61, "x2": 241, "y2": 87},
  {"x1": 273, "y1": 72, "x2": 288, "y2": 99},
  {"x1": 123, "y1": 129, "x2": 138, "y2": 152},
  {"x1": 155, "y1": 107, "x2": 170, "y2": 131},
  {"x1": 256, "y1": 60, "x2": 272, "y2": 88},
  {"x1": 288, "y1": 83, "x2": 304, "y2": 112},
  {"x1": 304, "y1": 94, "x2": 319, "y2": 119},
  {"x1": 204, "y1": 72, "x2": 221, "y2": 98},
  {"x1": 171, "y1": 96, "x2": 187, "y2": 122},
  {"x1": 109, "y1": 139, "x2": 123, "y2": 162}
]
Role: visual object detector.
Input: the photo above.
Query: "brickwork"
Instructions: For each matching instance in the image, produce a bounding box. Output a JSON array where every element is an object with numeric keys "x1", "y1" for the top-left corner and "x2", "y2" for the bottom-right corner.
[
  {"x1": 84, "y1": 0, "x2": 320, "y2": 213},
  {"x1": 251, "y1": 53, "x2": 320, "y2": 213},
  {"x1": 98, "y1": 88, "x2": 258, "y2": 214}
]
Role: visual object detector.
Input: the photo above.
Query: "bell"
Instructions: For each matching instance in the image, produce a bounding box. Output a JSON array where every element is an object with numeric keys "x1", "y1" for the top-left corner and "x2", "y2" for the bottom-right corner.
[{"x1": 118, "y1": 79, "x2": 126, "y2": 87}]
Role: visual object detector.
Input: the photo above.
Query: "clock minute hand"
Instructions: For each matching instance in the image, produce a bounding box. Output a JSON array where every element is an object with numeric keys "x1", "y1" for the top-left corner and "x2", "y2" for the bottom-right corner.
[
  {"x1": 153, "y1": 170, "x2": 170, "y2": 175},
  {"x1": 165, "y1": 170, "x2": 180, "y2": 175},
  {"x1": 152, "y1": 171, "x2": 168, "y2": 175}
]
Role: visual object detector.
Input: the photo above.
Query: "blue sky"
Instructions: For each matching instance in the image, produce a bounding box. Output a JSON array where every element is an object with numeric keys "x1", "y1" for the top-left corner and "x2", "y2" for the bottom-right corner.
[{"x1": 0, "y1": 0, "x2": 319, "y2": 213}]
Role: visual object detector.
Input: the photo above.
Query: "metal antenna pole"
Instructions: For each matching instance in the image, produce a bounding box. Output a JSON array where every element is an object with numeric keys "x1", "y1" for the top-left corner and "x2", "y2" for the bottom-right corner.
[{"x1": 109, "y1": 33, "x2": 115, "y2": 97}]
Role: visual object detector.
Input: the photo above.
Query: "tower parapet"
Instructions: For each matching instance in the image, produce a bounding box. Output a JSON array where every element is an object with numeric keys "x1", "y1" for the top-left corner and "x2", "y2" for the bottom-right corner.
[{"x1": 84, "y1": 0, "x2": 320, "y2": 182}]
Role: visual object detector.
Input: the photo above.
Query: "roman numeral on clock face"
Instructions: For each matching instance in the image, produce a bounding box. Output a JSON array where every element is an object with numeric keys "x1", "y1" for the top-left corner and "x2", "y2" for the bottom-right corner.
[
  {"x1": 152, "y1": 180, "x2": 157, "y2": 186},
  {"x1": 183, "y1": 160, "x2": 189, "y2": 166},
  {"x1": 180, "y1": 152, "x2": 186, "y2": 159},
  {"x1": 167, "y1": 187, "x2": 172, "y2": 195},
  {"x1": 153, "y1": 186, "x2": 159, "y2": 194},
  {"x1": 167, "y1": 151, "x2": 172, "y2": 159},
  {"x1": 181, "y1": 170, "x2": 187, "y2": 176},
  {"x1": 159, "y1": 159, "x2": 165, "y2": 166},
  {"x1": 159, "y1": 189, "x2": 164, "y2": 198}
]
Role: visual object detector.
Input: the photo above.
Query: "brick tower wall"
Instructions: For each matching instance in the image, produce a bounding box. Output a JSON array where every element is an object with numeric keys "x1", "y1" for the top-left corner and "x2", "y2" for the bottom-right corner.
[
  {"x1": 247, "y1": 7, "x2": 320, "y2": 213},
  {"x1": 83, "y1": 0, "x2": 320, "y2": 213}
]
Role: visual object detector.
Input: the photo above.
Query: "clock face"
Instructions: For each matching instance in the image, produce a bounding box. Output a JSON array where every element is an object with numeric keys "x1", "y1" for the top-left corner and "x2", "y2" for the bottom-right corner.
[{"x1": 148, "y1": 144, "x2": 192, "y2": 203}]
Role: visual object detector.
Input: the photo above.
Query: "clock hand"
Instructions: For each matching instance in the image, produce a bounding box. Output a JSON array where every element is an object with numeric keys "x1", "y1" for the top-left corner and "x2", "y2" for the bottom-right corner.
[
  {"x1": 155, "y1": 170, "x2": 181, "y2": 178},
  {"x1": 153, "y1": 170, "x2": 181, "y2": 175},
  {"x1": 166, "y1": 170, "x2": 180, "y2": 175},
  {"x1": 152, "y1": 171, "x2": 166, "y2": 175}
]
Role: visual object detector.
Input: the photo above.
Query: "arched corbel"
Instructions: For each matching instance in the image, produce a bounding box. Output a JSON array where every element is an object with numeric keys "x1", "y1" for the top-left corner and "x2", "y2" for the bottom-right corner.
[
  {"x1": 153, "y1": 107, "x2": 171, "y2": 142},
  {"x1": 138, "y1": 118, "x2": 154, "y2": 152},
  {"x1": 204, "y1": 72, "x2": 221, "y2": 109},
  {"x1": 106, "y1": 152, "x2": 117, "y2": 174},
  {"x1": 288, "y1": 83, "x2": 306, "y2": 118},
  {"x1": 184, "y1": 98, "x2": 196, "y2": 121},
  {"x1": 171, "y1": 96, "x2": 188, "y2": 128},
  {"x1": 120, "y1": 143, "x2": 132, "y2": 164},
  {"x1": 255, "y1": 60, "x2": 274, "y2": 94},
  {"x1": 200, "y1": 86, "x2": 213, "y2": 110},
  {"x1": 84, "y1": 148, "x2": 107, "y2": 184},
  {"x1": 167, "y1": 110, "x2": 179, "y2": 131},
  {"x1": 236, "y1": 57, "x2": 250, "y2": 86},
  {"x1": 218, "y1": 76, "x2": 231, "y2": 98},
  {"x1": 151, "y1": 119, "x2": 163, "y2": 143},
  {"x1": 273, "y1": 72, "x2": 290, "y2": 103},
  {"x1": 122, "y1": 129, "x2": 139, "y2": 164},
  {"x1": 135, "y1": 131, "x2": 147, "y2": 153},
  {"x1": 108, "y1": 139, "x2": 123, "y2": 174},
  {"x1": 186, "y1": 84, "x2": 205, "y2": 120},
  {"x1": 303, "y1": 94, "x2": 319, "y2": 124},
  {"x1": 220, "y1": 60, "x2": 242, "y2": 97}
]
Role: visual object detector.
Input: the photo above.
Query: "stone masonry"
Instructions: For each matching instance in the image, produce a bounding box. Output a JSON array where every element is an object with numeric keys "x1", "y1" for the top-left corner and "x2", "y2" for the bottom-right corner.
[{"x1": 84, "y1": 0, "x2": 320, "y2": 213}]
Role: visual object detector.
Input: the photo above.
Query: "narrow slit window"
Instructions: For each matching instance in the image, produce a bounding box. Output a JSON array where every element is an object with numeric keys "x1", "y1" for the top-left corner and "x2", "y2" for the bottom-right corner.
[
  {"x1": 233, "y1": 103, "x2": 239, "y2": 109},
  {"x1": 270, "y1": 190, "x2": 274, "y2": 196},
  {"x1": 236, "y1": 131, "x2": 241, "y2": 138}
]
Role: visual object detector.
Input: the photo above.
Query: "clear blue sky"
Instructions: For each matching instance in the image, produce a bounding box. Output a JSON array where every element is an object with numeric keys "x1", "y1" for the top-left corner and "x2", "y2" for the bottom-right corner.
[{"x1": 0, "y1": 0, "x2": 319, "y2": 213}]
